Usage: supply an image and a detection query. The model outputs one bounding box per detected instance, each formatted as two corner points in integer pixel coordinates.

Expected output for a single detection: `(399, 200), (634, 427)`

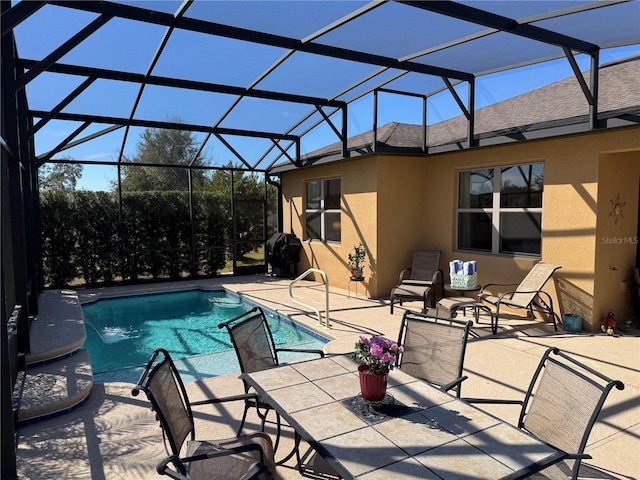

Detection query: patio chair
(132, 348), (276, 480)
(465, 347), (624, 480)
(478, 262), (561, 331)
(218, 307), (324, 454)
(395, 311), (473, 397)
(389, 250), (444, 313)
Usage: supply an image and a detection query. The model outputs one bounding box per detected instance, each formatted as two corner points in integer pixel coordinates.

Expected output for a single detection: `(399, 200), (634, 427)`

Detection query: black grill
(266, 233), (301, 277)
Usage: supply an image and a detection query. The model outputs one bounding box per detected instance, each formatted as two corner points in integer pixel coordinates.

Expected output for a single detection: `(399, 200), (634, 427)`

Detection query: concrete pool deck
(16, 275), (640, 479)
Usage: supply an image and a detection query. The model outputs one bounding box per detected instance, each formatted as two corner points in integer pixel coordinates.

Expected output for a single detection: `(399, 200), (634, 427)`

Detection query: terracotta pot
(358, 365), (388, 401)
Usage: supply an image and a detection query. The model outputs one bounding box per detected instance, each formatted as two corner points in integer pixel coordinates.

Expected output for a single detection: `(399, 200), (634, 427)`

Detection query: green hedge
(40, 190), (229, 288)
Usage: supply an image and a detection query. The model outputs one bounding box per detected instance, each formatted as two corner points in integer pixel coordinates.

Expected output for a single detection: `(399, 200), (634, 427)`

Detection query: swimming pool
(81, 289), (328, 384)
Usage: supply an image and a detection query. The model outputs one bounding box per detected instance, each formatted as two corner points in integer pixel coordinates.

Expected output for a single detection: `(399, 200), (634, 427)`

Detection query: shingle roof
(298, 55), (640, 163)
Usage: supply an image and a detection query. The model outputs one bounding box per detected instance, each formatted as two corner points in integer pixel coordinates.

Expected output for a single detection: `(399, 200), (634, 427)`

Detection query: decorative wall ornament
(608, 193), (625, 225)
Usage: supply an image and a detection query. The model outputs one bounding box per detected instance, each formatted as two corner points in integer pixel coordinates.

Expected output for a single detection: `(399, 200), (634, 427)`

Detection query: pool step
(26, 289), (87, 366)
(17, 348), (93, 426)
(15, 289), (93, 426)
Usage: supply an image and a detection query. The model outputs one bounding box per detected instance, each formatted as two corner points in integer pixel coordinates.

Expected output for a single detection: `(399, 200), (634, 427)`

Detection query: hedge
(40, 190), (230, 288)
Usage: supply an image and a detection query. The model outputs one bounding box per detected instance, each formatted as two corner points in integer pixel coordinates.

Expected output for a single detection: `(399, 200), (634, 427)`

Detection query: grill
(266, 233), (301, 277)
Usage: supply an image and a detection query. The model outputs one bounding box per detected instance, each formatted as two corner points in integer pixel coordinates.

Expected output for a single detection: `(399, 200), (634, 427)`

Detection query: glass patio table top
(242, 354), (566, 480)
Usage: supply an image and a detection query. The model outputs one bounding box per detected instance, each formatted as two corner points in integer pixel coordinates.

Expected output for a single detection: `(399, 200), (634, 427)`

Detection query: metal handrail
(288, 268), (330, 328)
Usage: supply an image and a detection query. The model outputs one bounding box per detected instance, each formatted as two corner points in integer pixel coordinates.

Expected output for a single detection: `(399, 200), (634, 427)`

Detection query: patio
(15, 276), (640, 479)
(3, 2), (640, 478)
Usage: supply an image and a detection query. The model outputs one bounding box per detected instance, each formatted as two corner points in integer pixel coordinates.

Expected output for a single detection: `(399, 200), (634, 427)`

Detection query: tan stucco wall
(594, 150), (640, 327)
(421, 128), (639, 330)
(281, 126), (640, 330)
(375, 156), (426, 296)
(282, 157), (379, 294)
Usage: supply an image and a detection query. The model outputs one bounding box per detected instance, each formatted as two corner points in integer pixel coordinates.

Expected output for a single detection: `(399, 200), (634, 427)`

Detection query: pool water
(81, 289), (328, 384)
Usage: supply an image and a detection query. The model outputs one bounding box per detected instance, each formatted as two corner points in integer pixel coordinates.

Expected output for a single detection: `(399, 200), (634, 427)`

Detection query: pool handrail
(288, 268), (330, 328)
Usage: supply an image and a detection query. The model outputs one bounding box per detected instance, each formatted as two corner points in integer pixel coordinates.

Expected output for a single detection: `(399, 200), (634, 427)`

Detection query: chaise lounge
(478, 262), (561, 331)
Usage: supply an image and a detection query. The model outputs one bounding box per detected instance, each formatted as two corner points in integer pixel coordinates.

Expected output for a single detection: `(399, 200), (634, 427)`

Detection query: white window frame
(456, 163), (543, 256)
(305, 178), (341, 243)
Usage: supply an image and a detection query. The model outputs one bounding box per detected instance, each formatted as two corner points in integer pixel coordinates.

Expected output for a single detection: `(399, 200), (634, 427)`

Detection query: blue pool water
(81, 289), (328, 384)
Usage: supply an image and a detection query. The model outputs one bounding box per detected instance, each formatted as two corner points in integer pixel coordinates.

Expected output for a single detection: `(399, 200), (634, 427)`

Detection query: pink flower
(352, 335), (402, 375)
(370, 343), (384, 357)
(380, 352), (395, 364)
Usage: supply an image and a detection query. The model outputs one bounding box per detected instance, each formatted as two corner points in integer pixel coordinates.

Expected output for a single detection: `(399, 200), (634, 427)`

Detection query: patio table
(242, 354), (567, 480)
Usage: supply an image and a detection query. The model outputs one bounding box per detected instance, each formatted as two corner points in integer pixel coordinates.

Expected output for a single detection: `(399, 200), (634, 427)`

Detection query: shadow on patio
(17, 276), (639, 479)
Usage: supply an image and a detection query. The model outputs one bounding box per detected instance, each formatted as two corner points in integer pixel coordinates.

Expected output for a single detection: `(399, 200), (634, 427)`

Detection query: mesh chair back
(396, 312), (471, 394)
(144, 352), (195, 456)
(520, 348), (624, 477)
(135, 349), (277, 480)
(409, 250), (441, 282)
(223, 308), (278, 374)
(510, 262), (560, 307)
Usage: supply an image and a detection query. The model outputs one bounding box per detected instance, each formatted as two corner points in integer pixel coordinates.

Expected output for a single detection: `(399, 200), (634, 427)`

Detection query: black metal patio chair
(389, 250), (444, 313)
(395, 310), (473, 397)
(218, 307), (324, 455)
(132, 348), (276, 480)
(465, 347), (625, 479)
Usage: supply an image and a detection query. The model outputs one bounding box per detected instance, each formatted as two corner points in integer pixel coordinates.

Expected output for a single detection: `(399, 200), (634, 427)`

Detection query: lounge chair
(478, 262), (561, 331)
(395, 311), (473, 397)
(389, 250), (444, 313)
(218, 307), (324, 458)
(465, 347), (624, 479)
(132, 348), (276, 480)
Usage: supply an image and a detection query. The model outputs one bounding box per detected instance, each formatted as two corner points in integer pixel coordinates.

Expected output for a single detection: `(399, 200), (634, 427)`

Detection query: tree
(205, 163), (272, 257)
(38, 161), (83, 191)
(120, 125), (207, 192)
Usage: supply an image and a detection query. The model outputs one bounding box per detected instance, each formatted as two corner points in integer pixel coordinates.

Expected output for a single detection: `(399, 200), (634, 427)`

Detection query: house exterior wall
(375, 156), (425, 296)
(281, 157), (378, 293)
(423, 127), (639, 330)
(281, 126), (640, 330)
(594, 150), (639, 328)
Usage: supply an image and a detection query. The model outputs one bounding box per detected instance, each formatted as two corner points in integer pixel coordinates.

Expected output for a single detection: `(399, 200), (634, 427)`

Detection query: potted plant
(352, 335), (403, 401)
(348, 243), (366, 279)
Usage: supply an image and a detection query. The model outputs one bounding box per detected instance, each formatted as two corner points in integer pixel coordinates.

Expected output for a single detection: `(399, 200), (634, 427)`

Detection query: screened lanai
(2, 1), (640, 477)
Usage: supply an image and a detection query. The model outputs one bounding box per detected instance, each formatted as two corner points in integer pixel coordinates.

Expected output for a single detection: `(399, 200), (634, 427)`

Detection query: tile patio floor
(16, 276), (640, 479)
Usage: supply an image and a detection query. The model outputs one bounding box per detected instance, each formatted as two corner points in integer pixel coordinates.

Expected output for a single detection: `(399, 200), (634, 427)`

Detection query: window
(306, 178), (341, 242)
(457, 163), (543, 255)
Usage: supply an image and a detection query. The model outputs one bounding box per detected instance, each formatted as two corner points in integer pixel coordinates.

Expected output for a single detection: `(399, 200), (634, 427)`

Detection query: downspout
(267, 174), (283, 233)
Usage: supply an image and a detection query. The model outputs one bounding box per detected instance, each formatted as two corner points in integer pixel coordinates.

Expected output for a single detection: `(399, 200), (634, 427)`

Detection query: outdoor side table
(444, 284), (481, 296)
(437, 297), (497, 334)
(347, 277), (366, 298)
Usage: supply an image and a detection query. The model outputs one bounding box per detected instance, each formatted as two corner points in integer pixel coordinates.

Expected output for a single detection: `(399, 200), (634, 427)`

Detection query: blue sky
(11, 2), (640, 191)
